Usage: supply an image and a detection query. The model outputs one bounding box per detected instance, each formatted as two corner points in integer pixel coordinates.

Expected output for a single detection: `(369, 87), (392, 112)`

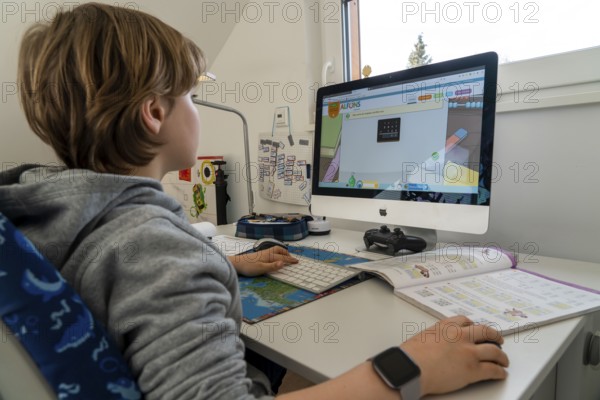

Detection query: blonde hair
(18, 2), (205, 174)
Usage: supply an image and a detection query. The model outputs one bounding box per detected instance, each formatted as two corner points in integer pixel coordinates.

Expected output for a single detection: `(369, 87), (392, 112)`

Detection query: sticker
(179, 168), (191, 182)
(303, 192), (311, 204)
(328, 101), (340, 118)
(199, 162), (216, 186)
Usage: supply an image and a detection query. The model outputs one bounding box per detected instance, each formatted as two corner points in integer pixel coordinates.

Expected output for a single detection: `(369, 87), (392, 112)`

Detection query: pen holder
(235, 213), (312, 241)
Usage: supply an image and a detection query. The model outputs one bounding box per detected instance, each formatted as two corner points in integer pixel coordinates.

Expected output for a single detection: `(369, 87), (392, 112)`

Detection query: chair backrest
(0, 318), (56, 399)
(0, 212), (142, 400)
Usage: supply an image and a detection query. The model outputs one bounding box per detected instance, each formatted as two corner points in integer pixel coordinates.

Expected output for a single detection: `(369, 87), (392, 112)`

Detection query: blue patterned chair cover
(0, 212), (142, 400)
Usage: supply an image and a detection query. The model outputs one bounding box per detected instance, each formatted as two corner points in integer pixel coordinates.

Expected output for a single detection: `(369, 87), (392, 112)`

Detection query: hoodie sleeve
(77, 215), (274, 400)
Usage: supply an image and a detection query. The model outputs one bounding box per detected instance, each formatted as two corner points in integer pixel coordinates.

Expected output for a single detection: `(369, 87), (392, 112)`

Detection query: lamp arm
(192, 96), (254, 215)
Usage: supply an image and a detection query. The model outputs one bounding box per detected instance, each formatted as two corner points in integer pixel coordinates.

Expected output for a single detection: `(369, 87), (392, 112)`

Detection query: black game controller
(363, 225), (427, 255)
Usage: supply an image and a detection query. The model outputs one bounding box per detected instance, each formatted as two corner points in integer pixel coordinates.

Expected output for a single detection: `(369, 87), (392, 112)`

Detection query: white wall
(194, 0), (325, 221)
(439, 101), (600, 263)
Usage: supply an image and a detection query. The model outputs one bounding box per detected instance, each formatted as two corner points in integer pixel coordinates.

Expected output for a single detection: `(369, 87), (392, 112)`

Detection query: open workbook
(353, 247), (600, 334)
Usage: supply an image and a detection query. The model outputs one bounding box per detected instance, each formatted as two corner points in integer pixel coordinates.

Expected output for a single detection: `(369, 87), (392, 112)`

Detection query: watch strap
(399, 373), (420, 400)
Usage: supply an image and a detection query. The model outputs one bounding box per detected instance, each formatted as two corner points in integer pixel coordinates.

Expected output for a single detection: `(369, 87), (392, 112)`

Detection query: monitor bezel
(310, 52), (498, 234)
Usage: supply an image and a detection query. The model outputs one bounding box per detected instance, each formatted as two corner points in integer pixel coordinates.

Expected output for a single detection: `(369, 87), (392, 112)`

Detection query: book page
(353, 246), (514, 289)
(396, 269), (600, 334)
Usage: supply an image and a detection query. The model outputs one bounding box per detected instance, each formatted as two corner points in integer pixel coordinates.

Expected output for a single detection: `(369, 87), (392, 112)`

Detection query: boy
(1, 3), (508, 399)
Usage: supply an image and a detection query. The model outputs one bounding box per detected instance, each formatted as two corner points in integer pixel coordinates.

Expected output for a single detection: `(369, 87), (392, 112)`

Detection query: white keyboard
(267, 255), (360, 294)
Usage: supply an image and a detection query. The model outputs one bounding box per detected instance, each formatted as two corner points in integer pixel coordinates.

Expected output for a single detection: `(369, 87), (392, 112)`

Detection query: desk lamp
(192, 73), (254, 215)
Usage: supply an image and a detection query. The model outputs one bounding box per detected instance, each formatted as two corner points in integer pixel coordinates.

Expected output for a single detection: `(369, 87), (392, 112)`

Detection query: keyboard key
(267, 255), (360, 293)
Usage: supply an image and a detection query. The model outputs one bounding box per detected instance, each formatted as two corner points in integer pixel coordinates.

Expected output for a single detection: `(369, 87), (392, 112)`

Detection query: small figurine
(362, 65), (372, 78)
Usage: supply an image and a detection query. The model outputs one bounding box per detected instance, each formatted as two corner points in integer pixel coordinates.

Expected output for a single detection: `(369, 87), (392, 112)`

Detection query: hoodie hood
(0, 164), (185, 268)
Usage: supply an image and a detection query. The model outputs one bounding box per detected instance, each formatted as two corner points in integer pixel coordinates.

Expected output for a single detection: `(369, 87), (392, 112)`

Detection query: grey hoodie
(0, 164), (272, 399)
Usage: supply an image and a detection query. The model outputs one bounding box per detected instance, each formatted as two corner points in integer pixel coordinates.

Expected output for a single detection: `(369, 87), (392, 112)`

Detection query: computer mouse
(253, 238), (288, 252)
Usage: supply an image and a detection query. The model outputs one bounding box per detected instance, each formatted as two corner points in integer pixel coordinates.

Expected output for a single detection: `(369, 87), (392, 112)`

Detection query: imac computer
(311, 52), (498, 249)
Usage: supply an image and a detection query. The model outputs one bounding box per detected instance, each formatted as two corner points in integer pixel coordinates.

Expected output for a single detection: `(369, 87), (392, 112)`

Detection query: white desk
(216, 225), (600, 399)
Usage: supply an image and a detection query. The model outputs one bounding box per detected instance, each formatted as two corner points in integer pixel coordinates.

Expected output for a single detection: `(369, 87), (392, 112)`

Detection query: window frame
(341, 0), (360, 81)
(335, 2), (600, 112)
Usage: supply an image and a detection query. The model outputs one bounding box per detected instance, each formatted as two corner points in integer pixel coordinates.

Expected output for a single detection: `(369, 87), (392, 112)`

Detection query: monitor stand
(355, 226), (437, 256)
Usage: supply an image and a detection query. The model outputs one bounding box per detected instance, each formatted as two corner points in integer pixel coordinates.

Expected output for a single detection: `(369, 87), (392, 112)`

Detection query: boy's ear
(140, 95), (166, 135)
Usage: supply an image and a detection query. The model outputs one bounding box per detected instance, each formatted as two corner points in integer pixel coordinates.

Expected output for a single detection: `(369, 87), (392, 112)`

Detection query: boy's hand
(400, 315), (509, 397)
(229, 247), (298, 277)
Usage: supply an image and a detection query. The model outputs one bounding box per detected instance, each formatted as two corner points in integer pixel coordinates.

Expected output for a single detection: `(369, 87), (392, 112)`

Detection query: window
(345, 0), (600, 78)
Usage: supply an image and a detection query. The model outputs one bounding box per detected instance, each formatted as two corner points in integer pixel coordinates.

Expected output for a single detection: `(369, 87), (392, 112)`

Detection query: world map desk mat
(239, 246), (371, 323)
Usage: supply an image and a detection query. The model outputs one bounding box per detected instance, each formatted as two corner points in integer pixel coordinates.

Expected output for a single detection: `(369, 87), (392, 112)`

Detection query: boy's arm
(279, 316), (508, 399)
(83, 217), (269, 400)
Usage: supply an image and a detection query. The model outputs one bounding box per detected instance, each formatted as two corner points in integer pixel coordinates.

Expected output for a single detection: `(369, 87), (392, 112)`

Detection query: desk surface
(216, 225), (600, 400)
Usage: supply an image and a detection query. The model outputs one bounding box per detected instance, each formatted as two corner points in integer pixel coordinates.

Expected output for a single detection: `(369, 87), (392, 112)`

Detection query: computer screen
(311, 52), (498, 235)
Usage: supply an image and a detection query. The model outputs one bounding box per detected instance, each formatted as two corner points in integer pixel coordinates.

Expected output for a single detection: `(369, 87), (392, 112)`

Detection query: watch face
(374, 347), (420, 388)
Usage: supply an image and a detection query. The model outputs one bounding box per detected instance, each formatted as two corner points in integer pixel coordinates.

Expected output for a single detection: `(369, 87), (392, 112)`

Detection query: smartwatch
(370, 347), (421, 400)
